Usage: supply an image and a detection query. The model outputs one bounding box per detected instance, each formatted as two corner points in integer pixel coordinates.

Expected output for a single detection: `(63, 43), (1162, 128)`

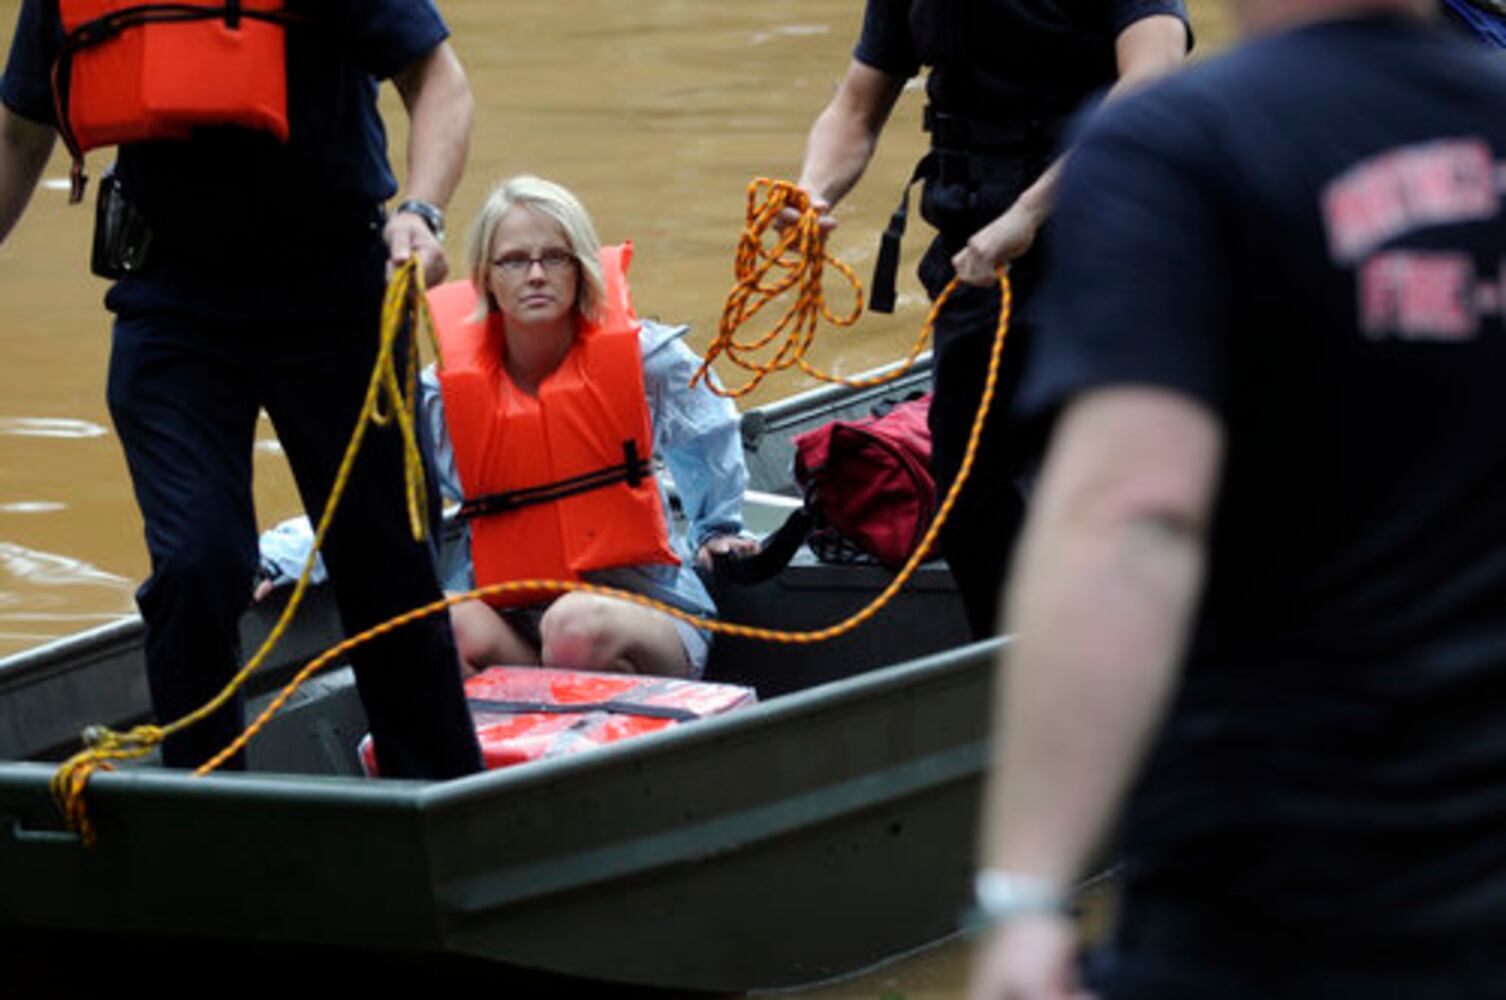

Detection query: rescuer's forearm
(394, 41), (472, 211)
(795, 59), (905, 209)
(980, 388), (1220, 886)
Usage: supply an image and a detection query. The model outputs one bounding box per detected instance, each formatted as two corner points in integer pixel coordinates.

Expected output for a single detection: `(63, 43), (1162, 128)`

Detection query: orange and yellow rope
(692, 178), (933, 399)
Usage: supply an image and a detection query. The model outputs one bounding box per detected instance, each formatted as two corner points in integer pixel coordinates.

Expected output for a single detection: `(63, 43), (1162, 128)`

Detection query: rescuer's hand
(774, 188), (837, 235)
(386, 211), (449, 288)
(953, 200), (1043, 287)
(968, 915), (1090, 1000)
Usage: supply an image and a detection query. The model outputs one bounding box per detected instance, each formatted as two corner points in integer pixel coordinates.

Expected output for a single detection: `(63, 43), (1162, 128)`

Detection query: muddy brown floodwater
(0, 1), (1234, 995)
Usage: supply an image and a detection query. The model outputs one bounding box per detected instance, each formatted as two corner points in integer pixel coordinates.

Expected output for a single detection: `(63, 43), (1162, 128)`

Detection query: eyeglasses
(491, 248), (576, 276)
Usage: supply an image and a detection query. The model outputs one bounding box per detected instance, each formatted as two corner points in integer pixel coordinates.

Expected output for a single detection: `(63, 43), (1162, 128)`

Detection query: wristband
(973, 870), (1068, 926)
(395, 198), (446, 241)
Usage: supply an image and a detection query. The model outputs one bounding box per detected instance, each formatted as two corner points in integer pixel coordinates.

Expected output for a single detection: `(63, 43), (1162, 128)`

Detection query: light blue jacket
(423, 319), (747, 622)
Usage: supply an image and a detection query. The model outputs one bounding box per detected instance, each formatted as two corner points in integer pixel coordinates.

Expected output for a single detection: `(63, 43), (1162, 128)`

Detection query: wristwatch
(972, 870), (1068, 926)
(395, 198), (446, 241)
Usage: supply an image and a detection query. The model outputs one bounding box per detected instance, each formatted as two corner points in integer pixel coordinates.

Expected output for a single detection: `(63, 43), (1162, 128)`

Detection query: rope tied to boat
(51, 259), (441, 847)
(691, 177), (931, 398)
(52, 216), (1007, 846)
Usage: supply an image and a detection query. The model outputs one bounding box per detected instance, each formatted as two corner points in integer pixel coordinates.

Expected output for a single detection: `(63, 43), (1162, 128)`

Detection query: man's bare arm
(952, 14), (1189, 285)
(791, 59), (906, 226)
(0, 106), (55, 245)
(968, 387), (1222, 999)
(386, 41), (473, 286)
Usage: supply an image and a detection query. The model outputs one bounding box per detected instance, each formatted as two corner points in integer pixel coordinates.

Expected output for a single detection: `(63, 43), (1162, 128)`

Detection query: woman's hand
(696, 534), (761, 571)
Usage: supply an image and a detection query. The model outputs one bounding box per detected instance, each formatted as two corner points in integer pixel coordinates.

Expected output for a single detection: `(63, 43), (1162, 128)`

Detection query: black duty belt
(923, 106), (1062, 152)
(456, 440), (653, 520)
(868, 106), (1063, 314)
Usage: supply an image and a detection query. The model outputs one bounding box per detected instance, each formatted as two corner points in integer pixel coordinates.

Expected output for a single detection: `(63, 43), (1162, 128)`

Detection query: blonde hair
(466, 175), (606, 323)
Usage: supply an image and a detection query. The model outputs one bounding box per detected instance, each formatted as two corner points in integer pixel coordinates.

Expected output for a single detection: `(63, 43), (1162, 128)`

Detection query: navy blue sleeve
(1, 0), (61, 125)
(1020, 84), (1231, 425)
(1110, 0), (1190, 34)
(334, 0), (449, 82)
(1110, 0), (1194, 53)
(854, 0), (920, 79)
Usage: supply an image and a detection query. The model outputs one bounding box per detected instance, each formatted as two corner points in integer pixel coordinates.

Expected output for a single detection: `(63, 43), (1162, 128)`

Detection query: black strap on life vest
(456, 440), (654, 521)
(467, 697), (701, 723)
(50, 2), (304, 203)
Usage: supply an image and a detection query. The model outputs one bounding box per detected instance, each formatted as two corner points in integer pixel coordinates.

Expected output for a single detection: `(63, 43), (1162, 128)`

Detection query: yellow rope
(52, 259), (440, 847)
(692, 177), (932, 399)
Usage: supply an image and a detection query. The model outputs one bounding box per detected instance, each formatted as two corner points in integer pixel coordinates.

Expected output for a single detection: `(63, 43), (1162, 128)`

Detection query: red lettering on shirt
(1324, 139), (1498, 264)
(1359, 252), (1477, 341)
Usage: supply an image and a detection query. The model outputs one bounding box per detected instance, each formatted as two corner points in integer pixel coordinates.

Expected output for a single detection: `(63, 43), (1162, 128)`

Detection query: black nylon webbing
(467, 698), (701, 723)
(457, 440), (652, 520)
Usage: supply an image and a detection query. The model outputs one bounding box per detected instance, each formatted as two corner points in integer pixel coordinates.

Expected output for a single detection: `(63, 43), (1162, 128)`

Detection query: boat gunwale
(0, 637), (1004, 810)
(0, 617), (143, 692)
(421, 634), (1005, 808)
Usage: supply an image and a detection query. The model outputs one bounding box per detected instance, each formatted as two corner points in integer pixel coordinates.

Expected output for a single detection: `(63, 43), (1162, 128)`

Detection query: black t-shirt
(854, 0), (1190, 121)
(1, 0), (447, 319)
(1024, 15), (1506, 934)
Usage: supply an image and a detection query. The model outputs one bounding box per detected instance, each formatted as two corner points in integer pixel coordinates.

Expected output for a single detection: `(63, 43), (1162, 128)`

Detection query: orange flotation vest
(52, 1), (294, 201)
(359, 666), (758, 775)
(430, 242), (680, 608)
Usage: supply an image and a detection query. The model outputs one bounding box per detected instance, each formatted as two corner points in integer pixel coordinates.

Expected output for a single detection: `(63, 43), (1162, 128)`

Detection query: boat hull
(0, 641), (996, 990)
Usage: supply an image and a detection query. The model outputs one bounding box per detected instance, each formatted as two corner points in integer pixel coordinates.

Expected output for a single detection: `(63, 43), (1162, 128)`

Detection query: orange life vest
(431, 242), (680, 608)
(359, 666), (758, 775)
(52, 1), (293, 201)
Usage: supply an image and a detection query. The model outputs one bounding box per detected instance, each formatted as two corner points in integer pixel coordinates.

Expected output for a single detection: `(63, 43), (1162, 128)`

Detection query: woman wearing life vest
(425, 176), (757, 678)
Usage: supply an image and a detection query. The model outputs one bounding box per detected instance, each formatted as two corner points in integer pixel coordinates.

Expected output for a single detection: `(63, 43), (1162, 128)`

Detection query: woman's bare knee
(449, 598), (539, 673)
(539, 594), (625, 671)
(540, 593), (690, 677)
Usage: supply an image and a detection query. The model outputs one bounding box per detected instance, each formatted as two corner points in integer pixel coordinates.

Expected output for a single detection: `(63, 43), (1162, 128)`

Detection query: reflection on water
(0, 415), (108, 438)
(0, 540), (133, 644)
(0, 501), (65, 513)
(0, 540), (129, 588)
(749, 24), (833, 45)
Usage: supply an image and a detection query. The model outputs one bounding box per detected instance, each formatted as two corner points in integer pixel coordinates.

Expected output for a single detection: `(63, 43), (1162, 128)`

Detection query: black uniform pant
(106, 305), (482, 778)
(918, 234), (1038, 639)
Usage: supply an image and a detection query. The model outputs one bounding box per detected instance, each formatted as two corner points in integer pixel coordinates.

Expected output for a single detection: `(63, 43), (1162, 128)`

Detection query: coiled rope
(692, 177), (933, 399)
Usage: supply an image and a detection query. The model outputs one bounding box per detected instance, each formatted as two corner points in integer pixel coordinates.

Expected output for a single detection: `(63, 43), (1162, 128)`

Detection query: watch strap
(395, 198), (446, 240)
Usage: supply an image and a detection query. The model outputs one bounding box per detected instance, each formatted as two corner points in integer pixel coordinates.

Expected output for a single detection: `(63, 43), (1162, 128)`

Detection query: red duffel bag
(793, 393), (936, 569)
